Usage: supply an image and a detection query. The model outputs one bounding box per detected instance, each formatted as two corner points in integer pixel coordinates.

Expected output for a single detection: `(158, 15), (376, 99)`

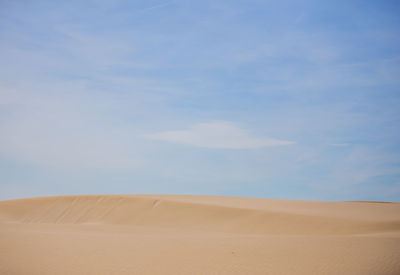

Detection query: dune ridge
(1, 195), (399, 235)
(1, 195), (400, 275)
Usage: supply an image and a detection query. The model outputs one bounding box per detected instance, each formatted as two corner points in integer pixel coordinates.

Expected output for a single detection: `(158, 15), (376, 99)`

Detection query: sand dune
(1, 195), (399, 274)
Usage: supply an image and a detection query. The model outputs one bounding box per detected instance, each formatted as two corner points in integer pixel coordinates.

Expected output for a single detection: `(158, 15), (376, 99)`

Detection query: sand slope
(0, 195), (399, 274)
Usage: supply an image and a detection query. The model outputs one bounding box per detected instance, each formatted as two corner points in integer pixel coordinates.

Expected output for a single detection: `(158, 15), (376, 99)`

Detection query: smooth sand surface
(0, 195), (399, 274)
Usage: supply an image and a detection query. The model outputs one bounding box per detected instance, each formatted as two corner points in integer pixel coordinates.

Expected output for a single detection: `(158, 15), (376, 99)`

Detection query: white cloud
(147, 121), (295, 149)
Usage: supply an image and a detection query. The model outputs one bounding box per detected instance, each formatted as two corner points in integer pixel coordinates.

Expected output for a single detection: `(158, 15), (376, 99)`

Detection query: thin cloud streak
(147, 121), (295, 149)
(140, 2), (174, 13)
(329, 143), (350, 147)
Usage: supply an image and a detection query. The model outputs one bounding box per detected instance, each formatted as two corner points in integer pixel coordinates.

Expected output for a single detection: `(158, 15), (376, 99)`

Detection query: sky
(0, 0), (399, 201)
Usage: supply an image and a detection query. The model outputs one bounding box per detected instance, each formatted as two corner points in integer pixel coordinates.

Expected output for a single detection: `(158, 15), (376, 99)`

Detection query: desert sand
(0, 194), (399, 274)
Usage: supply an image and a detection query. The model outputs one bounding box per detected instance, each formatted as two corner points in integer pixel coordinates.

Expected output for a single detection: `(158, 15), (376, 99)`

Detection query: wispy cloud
(147, 121), (295, 149)
(140, 2), (174, 13)
(329, 143), (350, 147)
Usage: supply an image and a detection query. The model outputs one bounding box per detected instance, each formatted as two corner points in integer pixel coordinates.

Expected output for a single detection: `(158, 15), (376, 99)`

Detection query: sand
(0, 195), (399, 274)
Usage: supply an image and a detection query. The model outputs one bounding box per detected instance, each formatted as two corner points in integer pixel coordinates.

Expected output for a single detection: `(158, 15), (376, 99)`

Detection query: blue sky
(1, 0), (399, 201)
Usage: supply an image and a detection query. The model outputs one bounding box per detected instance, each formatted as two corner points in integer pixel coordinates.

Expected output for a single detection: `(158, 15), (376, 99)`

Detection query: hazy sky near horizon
(1, 0), (399, 201)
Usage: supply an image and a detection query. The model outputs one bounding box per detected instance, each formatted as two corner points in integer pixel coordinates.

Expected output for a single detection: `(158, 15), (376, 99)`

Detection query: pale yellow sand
(0, 195), (399, 274)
